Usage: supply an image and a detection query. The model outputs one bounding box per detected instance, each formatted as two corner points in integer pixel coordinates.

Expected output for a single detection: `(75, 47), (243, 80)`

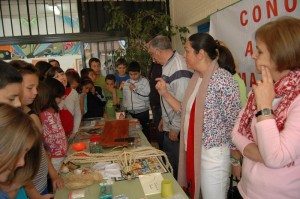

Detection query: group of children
(0, 60), (63, 199)
(65, 58), (152, 140)
(0, 56), (151, 198)
(66, 58), (124, 120)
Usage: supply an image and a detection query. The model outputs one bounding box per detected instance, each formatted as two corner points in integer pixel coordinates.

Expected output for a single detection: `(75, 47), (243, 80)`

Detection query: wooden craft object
(100, 119), (129, 147)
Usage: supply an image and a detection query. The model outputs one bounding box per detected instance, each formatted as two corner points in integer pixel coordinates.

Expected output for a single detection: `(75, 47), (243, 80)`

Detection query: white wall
(170, 0), (240, 53)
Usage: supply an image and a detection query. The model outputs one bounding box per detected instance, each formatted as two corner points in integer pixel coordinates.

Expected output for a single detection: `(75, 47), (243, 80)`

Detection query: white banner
(210, 0), (300, 92)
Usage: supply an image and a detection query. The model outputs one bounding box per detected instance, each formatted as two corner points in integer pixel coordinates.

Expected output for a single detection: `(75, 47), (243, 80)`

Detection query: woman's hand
(252, 66), (275, 110)
(243, 143), (264, 163)
(231, 164), (242, 180)
(231, 150), (242, 180)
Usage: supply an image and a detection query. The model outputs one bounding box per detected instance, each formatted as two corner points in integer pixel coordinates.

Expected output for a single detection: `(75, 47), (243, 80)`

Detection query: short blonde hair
(0, 103), (41, 185)
(255, 16), (300, 71)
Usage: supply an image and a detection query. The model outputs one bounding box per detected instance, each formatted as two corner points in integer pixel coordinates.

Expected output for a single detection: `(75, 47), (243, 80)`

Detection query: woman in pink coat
(231, 16), (300, 199)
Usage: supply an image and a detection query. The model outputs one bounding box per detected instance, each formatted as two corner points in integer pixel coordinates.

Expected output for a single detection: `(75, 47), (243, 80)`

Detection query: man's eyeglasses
(148, 48), (158, 57)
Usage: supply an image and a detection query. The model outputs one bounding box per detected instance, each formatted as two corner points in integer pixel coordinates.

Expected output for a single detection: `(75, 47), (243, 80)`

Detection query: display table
(54, 173), (187, 199)
(54, 119), (188, 199)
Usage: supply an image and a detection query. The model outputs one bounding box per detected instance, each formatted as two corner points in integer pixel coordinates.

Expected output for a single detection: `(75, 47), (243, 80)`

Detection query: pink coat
(232, 95), (300, 199)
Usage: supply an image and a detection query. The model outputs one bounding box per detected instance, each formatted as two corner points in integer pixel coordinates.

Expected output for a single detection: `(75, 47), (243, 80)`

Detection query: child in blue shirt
(115, 58), (129, 90)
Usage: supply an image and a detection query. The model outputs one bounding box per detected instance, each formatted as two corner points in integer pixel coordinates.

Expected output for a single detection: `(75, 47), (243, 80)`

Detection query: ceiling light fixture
(48, 4), (60, 15)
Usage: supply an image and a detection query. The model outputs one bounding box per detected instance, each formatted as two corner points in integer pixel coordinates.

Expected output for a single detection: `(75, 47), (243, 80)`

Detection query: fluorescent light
(48, 4), (60, 15)
(54, 5), (60, 15)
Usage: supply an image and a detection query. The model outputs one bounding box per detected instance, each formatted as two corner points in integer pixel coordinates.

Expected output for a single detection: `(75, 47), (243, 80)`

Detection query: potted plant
(105, 2), (189, 75)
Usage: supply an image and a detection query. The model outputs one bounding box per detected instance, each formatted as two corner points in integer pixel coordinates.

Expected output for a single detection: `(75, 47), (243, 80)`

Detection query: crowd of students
(1, 16), (300, 199)
(0, 54), (152, 198)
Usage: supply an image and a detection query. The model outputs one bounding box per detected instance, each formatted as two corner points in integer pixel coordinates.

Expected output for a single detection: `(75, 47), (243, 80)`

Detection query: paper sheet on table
(81, 120), (96, 129)
(139, 173), (163, 195)
(92, 162), (122, 179)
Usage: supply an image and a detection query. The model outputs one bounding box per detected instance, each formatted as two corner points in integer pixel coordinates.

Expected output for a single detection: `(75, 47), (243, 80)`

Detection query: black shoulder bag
(227, 175), (243, 199)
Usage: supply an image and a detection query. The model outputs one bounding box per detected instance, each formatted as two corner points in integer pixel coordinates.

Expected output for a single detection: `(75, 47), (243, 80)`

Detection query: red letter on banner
(240, 10), (248, 26)
(252, 5), (262, 23)
(285, 0), (297, 12)
(266, 0), (278, 18)
(238, 73), (247, 87)
(245, 41), (253, 57)
(250, 73), (257, 88)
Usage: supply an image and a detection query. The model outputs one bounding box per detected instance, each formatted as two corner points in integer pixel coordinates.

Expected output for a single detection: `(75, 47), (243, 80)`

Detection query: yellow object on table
(161, 179), (174, 198)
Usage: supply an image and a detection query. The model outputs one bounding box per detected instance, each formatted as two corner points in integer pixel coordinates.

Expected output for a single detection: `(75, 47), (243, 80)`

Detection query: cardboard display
(100, 120), (129, 147)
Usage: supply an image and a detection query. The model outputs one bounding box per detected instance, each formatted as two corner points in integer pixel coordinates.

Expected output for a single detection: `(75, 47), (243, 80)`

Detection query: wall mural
(0, 42), (81, 59)
(57, 16), (79, 28)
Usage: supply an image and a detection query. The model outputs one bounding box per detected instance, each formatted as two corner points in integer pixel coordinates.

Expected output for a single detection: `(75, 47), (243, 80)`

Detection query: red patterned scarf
(238, 70), (300, 141)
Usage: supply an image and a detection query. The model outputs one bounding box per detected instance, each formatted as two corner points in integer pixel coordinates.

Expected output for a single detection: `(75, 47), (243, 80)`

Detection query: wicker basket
(63, 172), (102, 190)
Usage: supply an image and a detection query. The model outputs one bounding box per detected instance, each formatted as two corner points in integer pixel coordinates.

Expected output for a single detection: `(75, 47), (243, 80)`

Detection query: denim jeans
(130, 110), (150, 141)
(163, 132), (179, 179)
(200, 144), (231, 199)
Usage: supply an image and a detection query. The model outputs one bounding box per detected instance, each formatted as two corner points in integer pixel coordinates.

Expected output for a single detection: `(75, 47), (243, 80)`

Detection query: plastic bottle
(89, 135), (102, 153)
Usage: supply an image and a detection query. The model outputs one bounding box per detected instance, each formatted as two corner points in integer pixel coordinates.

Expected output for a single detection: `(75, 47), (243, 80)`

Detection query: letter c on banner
(240, 10), (248, 26)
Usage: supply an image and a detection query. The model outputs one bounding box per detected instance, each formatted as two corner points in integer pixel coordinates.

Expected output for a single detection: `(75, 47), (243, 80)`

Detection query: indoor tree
(105, 1), (189, 75)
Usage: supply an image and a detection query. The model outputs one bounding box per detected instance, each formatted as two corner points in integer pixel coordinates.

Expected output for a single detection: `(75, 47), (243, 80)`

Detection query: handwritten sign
(139, 173), (164, 195)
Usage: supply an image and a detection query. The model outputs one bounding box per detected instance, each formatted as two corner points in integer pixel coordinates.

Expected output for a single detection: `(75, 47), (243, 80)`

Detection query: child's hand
(129, 83), (135, 91)
(52, 175), (64, 191)
(103, 113), (108, 119)
(82, 86), (89, 95)
(90, 86), (96, 95)
(68, 133), (76, 141)
(120, 81), (125, 90)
